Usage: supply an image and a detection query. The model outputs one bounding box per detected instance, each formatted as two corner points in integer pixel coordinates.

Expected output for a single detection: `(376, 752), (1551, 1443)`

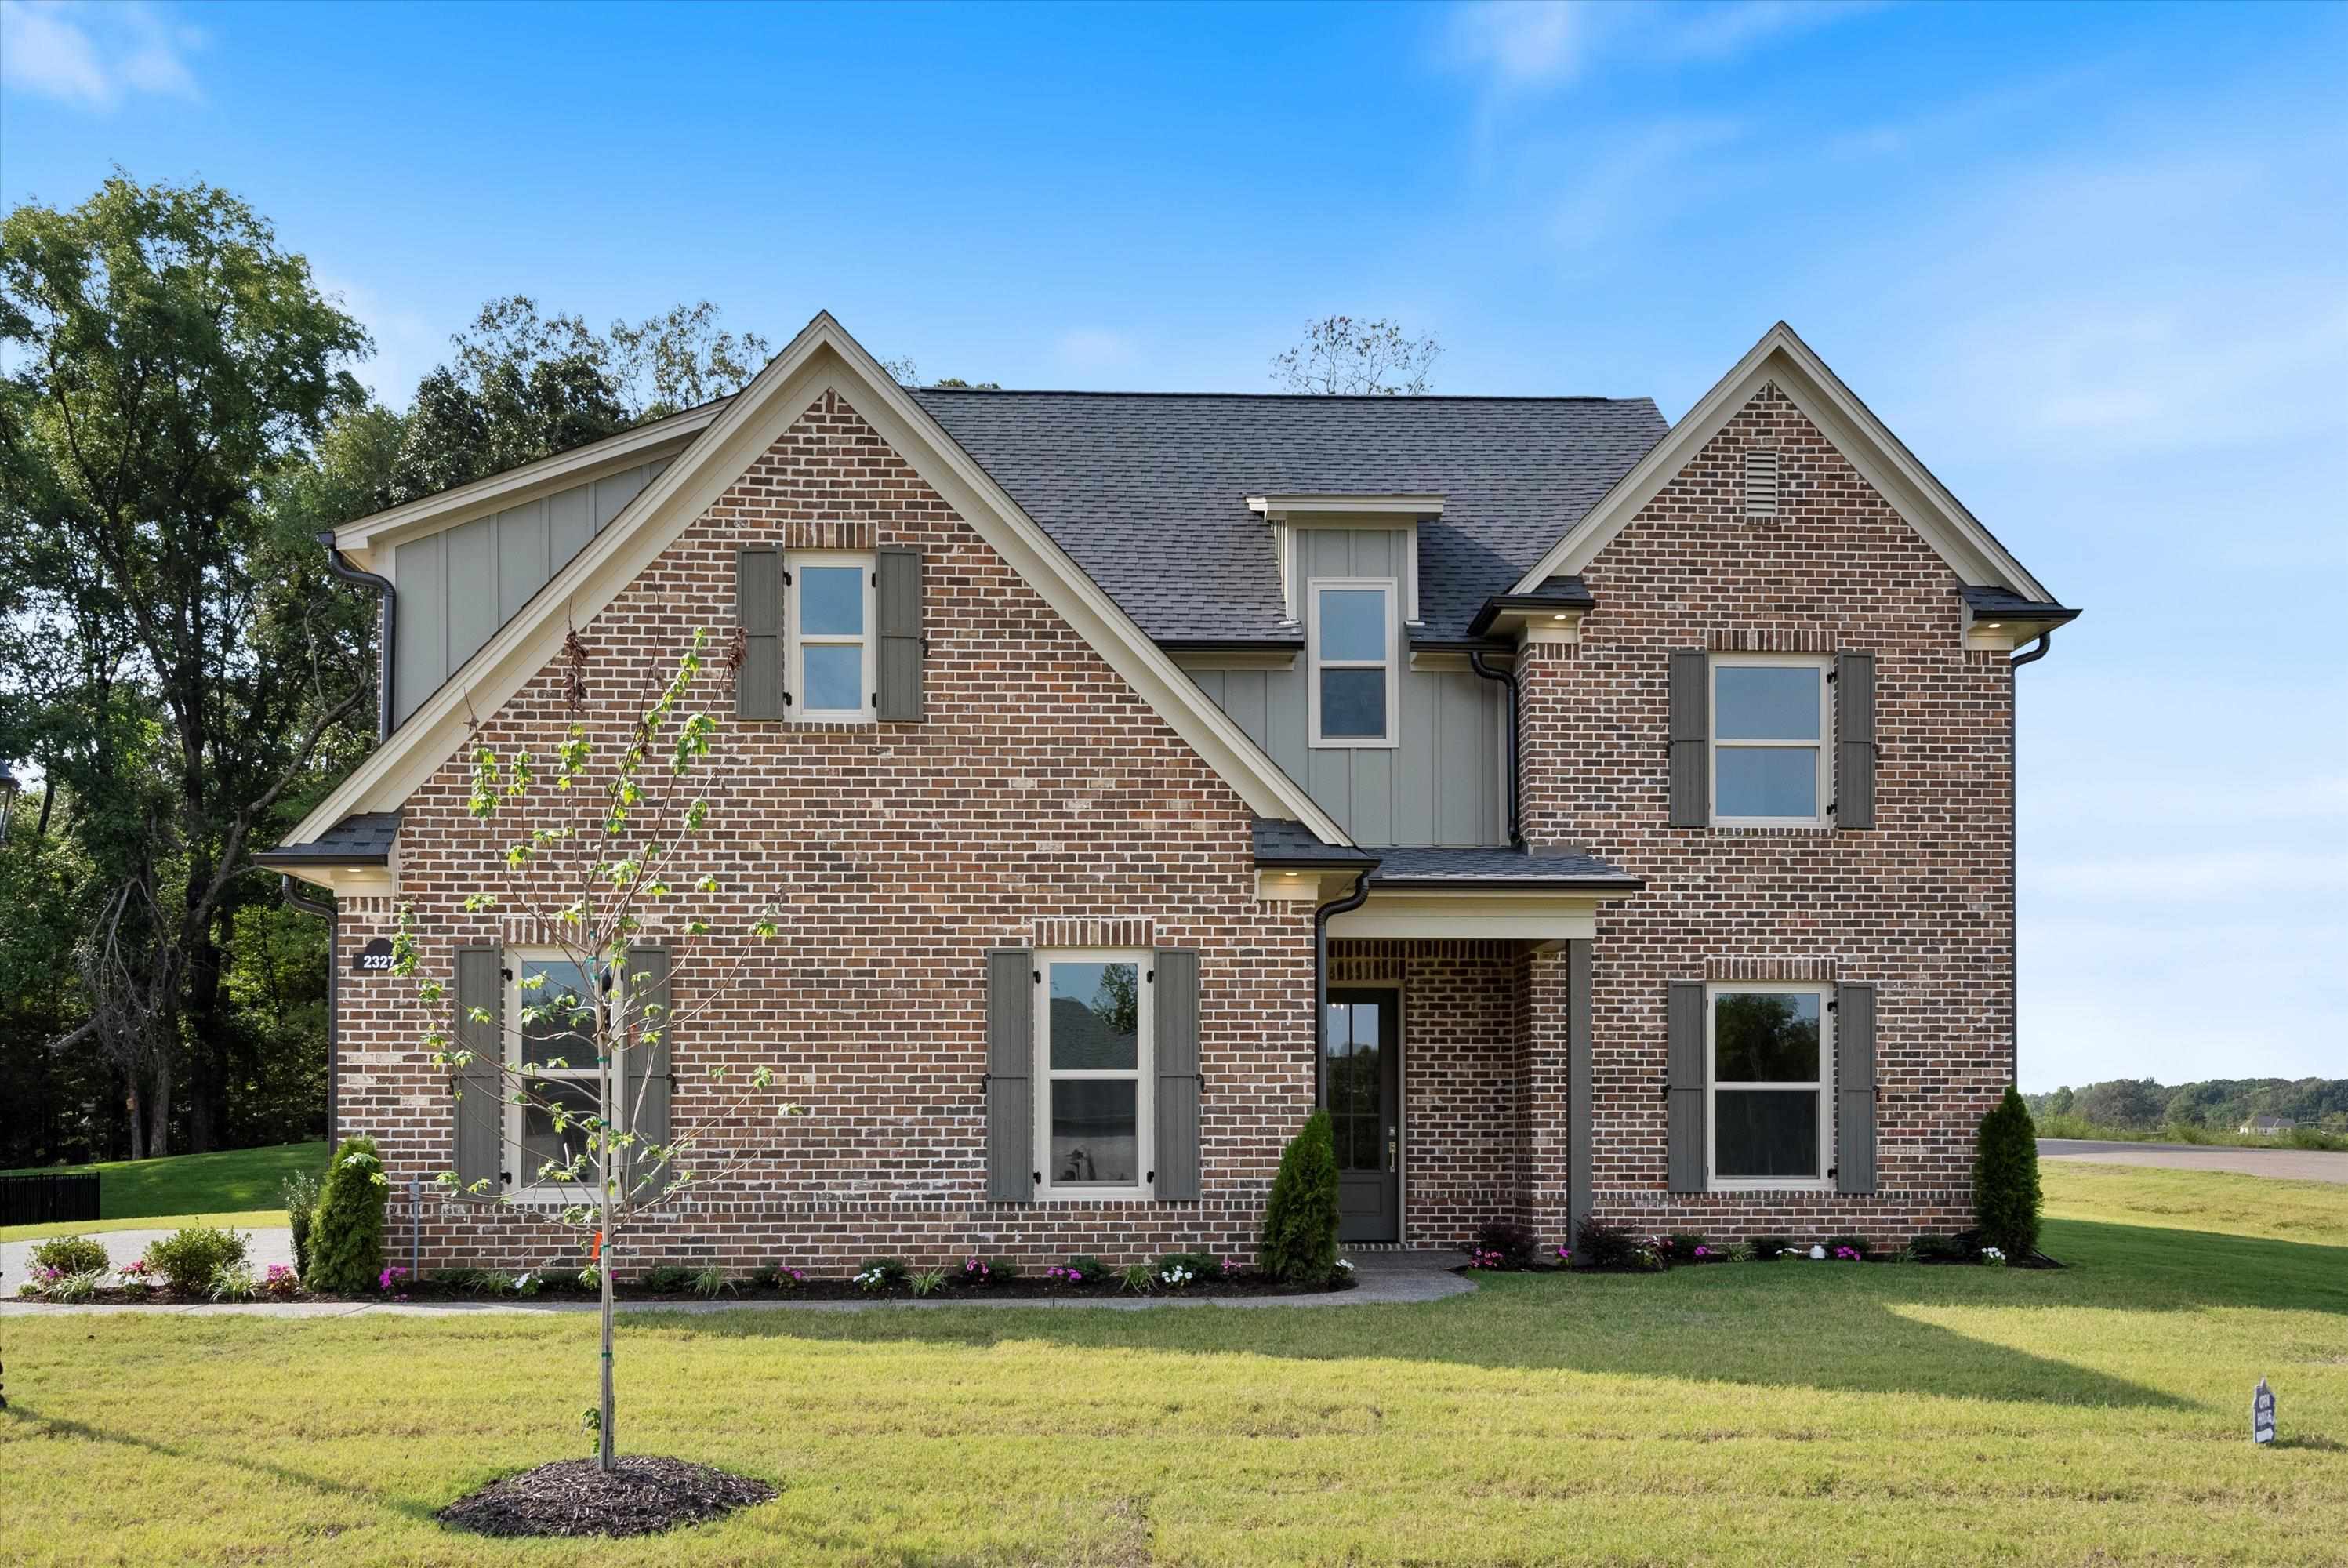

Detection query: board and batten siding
(390, 459), (669, 725)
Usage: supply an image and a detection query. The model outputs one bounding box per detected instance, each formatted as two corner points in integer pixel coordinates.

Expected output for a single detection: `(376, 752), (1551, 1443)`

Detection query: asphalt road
(2038, 1138), (2348, 1184)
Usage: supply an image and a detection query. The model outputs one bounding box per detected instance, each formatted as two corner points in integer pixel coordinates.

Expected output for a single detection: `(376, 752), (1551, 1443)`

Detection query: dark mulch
(32, 1272), (1358, 1308)
(437, 1455), (777, 1538)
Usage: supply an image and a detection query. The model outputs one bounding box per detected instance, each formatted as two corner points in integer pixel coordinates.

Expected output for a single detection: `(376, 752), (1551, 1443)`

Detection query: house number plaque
(351, 937), (396, 976)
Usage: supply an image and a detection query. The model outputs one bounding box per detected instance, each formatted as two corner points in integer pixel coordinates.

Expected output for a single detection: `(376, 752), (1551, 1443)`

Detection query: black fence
(0, 1173), (102, 1227)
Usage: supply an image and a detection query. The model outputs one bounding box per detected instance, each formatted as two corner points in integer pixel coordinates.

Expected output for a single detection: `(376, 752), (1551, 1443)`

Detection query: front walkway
(1, 1247), (1471, 1318)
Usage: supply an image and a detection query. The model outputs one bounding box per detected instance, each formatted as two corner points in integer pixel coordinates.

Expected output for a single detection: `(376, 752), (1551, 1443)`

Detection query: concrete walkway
(1, 1246), (1472, 1318)
(2038, 1138), (2348, 1184)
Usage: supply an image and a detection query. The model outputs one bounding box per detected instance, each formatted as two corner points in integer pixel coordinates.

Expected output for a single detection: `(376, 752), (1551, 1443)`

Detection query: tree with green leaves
(1260, 1109), (1341, 1283)
(397, 629), (800, 1471)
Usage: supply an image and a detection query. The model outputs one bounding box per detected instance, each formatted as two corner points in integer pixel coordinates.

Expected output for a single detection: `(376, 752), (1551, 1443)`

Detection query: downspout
(2006, 630), (2055, 1088)
(279, 877), (339, 1148)
(318, 532), (395, 742)
(1468, 650), (1520, 845)
(1311, 864), (1378, 1109)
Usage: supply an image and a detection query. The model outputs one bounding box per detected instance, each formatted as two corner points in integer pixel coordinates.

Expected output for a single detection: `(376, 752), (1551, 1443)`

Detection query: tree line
(2027, 1076), (2348, 1134)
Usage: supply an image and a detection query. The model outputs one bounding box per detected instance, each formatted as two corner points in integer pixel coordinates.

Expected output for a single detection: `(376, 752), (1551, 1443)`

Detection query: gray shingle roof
(254, 811), (401, 866)
(1253, 818), (1380, 868)
(1369, 845), (1642, 890)
(916, 390), (1667, 644)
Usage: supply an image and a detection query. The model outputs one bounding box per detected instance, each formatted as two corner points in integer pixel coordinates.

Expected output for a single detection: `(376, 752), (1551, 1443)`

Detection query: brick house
(263, 315), (2078, 1270)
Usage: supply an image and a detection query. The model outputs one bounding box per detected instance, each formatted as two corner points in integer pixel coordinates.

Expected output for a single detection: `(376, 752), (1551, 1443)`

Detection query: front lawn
(2, 1163), (2340, 1566)
(0, 1140), (322, 1236)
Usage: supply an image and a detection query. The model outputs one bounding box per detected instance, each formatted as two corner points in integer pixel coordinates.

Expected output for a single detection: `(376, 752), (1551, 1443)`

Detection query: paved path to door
(2038, 1138), (2348, 1184)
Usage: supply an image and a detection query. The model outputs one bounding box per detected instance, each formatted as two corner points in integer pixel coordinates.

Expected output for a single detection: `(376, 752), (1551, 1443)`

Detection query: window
(1707, 982), (1831, 1187)
(789, 552), (874, 721)
(1034, 951), (1152, 1200)
(507, 952), (619, 1195)
(1308, 579), (1395, 746)
(1711, 655), (1831, 825)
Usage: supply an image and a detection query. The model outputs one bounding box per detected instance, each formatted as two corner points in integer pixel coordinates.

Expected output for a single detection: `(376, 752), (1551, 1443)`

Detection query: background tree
(1271, 314), (1441, 395)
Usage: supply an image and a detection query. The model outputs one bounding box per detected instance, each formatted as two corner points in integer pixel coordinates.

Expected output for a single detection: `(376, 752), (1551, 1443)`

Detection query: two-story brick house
(263, 314), (2077, 1269)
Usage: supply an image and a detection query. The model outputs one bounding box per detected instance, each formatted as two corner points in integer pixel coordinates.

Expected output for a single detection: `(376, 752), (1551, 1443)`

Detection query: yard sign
(2253, 1378), (2275, 1446)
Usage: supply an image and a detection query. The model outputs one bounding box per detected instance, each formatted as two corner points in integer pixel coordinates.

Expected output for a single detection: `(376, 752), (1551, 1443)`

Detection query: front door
(1326, 989), (1399, 1243)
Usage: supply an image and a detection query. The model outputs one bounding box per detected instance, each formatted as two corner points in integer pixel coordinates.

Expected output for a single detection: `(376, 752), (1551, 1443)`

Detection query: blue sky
(5, 0), (2343, 1090)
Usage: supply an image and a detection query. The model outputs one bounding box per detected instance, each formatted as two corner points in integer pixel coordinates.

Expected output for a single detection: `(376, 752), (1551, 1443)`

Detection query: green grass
(0, 1209), (283, 1243)
(0, 1140), (323, 1231)
(2, 1162), (2342, 1566)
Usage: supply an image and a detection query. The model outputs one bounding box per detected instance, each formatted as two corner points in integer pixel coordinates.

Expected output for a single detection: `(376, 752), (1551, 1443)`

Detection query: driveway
(2038, 1138), (2348, 1184)
(2, 1225), (295, 1288)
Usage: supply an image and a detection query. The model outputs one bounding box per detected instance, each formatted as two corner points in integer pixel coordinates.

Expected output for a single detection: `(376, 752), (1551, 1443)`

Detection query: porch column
(1520, 946), (1574, 1243)
(1566, 937), (1594, 1249)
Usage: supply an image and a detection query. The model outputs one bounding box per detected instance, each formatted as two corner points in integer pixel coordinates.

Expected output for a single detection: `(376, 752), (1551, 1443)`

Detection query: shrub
(426, 1266), (492, 1293)
(1907, 1232), (1963, 1263)
(209, 1263), (262, 1303)
(1157, 1250), (1216, 1279)
(147, 1226), (249, 1295)
(1474, 1220), (1540, 1269)
(1260, 1109), (1341, 1285)
(283, 1167), (323, 1278)
(909, 1267), (949, 1297)
(1973, 1086), (2043, 1259)
(1664, 1232), (1709, 1259)
(691, 1265), (733, 1299)
(2287, 1125), (2348, 1152)
(1066, 1254), (1108, 1282)
(1118, 1261), (1156, 1293)
(1573, 1218), (1639, 1269)
(1825, 1233), (1873, 1261)
(1748, 1234), (1796, 1261)
(983, 1256), (1022, 1283)
(860, 1257), (909, 1287)
(306, 1136), (388, 1294)
(640, 1265), (699, 1294)
(263, 1264), (301, 1299)
(29, 1236), (109, 1276)
(31, 1268), (107, 1303)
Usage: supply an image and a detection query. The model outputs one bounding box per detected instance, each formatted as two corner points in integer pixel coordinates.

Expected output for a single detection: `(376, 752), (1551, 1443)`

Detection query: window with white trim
(1711, 655), (1831, 825)
(1034, 951), (1152, 1200)
(789, 552), (875, 721)
(1308, 579), (1395, 746)
(507, 952), (619, 1195)
(1707, 982), (1831, 1188)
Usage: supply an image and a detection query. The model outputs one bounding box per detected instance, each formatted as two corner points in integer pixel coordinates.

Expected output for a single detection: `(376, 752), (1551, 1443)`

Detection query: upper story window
(1708, 982), (1831, 1189)
(1711, 655), (1830, 826)
(790, 553), (875, 722)
(1308, 579), (1397, 748)
(1035, 951), (1152, 1200)
(508, 952), (615, 1196)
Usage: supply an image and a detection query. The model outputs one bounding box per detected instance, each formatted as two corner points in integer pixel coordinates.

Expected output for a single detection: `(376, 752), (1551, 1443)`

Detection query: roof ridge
(912, 388), (1657, 405)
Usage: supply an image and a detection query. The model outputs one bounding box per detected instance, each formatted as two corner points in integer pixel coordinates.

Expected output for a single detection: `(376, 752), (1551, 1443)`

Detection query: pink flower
(1694, 1247), (1710, 1258)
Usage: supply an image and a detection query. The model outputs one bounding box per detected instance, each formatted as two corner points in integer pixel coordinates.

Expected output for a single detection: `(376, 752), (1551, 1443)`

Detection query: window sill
(1034, 1186), (1156, 1204)
(1705, 822), (1837, 837)
(1706, 1179), (1834, 1194)
(1309, 736), (1399, 751)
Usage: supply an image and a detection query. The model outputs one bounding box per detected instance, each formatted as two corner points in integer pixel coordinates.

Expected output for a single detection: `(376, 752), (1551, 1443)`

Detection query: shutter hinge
(1034, 971), (1043, 983)
(1827, 800), (1838, 815)
(1146, 1170), (1155, 1184)
(1828, 1164), (1838, 1177)
(1827, 668), (1838, 683)
(780, 568), (793, 586)
(500, 967), (512, 981)
(1827, 999), (1838, 1011)
(1032, 1171), (1042, 1185)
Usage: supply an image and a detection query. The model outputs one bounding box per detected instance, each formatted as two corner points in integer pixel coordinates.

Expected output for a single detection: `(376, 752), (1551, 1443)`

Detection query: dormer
(1246, 493), (1441, 631)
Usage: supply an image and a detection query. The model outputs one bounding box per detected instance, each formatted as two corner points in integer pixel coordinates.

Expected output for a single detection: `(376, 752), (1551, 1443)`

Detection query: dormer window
(1308, 579), (1397, 746)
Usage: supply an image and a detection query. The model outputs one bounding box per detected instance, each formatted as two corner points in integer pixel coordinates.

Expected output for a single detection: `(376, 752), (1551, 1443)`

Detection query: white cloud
(1445, 0), (1873, 95)
(0, 1), (202, 111)
(1051, 328), (1138, 374)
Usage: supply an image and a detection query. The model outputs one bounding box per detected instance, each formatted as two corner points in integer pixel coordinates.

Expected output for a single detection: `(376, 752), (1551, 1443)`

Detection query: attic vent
(1743, 448), (1780, 518)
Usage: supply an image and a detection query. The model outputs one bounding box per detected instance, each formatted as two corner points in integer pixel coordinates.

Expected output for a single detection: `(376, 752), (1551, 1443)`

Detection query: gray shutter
(454, 945), (504, 1197)
(736, 546), (785, 720)
(876, 548), (924, 721)
(1666, 981), (1707, 1192)
(1152, 949), (1201, 1201)
(1836, 982), (1878, 1194)
(1835, 651), (1877, 830)
(623, 946), (672, 1200)
(985, 948), (1035, 1203)
(1668, 649), (1707, 827)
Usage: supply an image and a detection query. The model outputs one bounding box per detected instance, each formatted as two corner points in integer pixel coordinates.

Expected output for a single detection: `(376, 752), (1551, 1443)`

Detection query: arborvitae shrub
(1973, 1086), (2043, 1258)
(283, 1167), (322, 1277)
(1260, 1110), (1341, 1284)
(307, 1136), (387, 1294)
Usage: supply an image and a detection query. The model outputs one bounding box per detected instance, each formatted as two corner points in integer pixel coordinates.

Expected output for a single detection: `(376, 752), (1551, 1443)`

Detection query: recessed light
(1551, 613), (1567, 621)
(1983, 622), (2002, 629)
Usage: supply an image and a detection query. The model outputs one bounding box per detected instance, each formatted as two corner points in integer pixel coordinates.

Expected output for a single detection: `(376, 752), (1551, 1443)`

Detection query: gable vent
(1743, 448), (1780, 518)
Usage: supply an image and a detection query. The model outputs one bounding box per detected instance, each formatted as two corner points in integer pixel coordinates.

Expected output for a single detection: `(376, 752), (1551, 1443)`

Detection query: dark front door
(1326, 989), (1399, 1243)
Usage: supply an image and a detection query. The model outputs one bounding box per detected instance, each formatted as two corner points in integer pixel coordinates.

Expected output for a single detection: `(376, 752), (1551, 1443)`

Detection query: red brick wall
(335, 389), (1319, 1276)
(1519, 383), (2013, 1250)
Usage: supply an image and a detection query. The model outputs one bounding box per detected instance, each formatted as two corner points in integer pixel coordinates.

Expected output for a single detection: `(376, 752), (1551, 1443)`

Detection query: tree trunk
(599, 1040), (617, 1470)
(183, 871), (225, 1152)
(147, 1052), (172, 1158)
(125, 1081), (147, 1163)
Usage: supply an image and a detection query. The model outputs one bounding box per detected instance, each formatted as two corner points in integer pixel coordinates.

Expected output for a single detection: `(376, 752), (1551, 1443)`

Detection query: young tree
(1271, 314), (1442, 395)
(397, 628), (799, 1472)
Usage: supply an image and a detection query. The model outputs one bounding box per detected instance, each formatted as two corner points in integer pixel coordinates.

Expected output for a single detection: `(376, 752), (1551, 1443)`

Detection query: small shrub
(1260, 1109), (1341, 1285)
(1066, 1254), (1108, 1281)
(1045, 1263), (1087, 1287)
(2287, 1125), (2348, 1152)
(1748, 1234), (1797, 1261)
(425, 1266), (495, 1292)
(1825, 1233), (1873, 1261)
(1573, 1218), (1639, 1269)
(210, 1263), (262, 1303)
(262, 1264), (301, 1299)
(1118, 1261), (1156, 1294)
(283, 1167), (322, 1277)
(859, 1257), (908, 1288)
(29, 1236), (109, 1276)
(508, 1270), (541, 1297)
(1973, 1086), (2043, 1260)
(640, 1265), (699, 1294)
(1466, 1248), (1505, 1270)
(117, 1258), (157, 1294)
(1157, 1250), (1216, 1279)
(691, 1265), (733, 1299)
(749, 1262), (806, 1290)
(1907, 1232), (1958, 1262)
(1473, 1220), (1540, 1269)
(909, 1267), (949, 1297)
(307, 1136), (388, 1294)
(42, 1268), (108, 1303)
(378, 1265), (412, 1294)
(1664, 1232), (1709, 1258)
(983, 1256), (1022, 1283)
(147, 1226), (249, 1295)
(851, 1264), (892, 1292)
(1158, 1260), (1200, 1290)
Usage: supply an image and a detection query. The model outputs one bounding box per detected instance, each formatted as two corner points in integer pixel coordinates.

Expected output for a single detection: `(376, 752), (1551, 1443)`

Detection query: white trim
(1704, 979), (1833, 1192)
(1307, 578), (1399, 749)
(1708, 653), (1832, 829)
(280, 313), (1354, 851)
(1247, 494), (1443, 517)
(1174, 648), (1298, 673)
(1404, 521), (1421, 625)
(787, 550), (876, 723)
(1032, 949), (1153, 1203)
(1508, 322), (2054, 604)
(1326, 891), (1616, 941)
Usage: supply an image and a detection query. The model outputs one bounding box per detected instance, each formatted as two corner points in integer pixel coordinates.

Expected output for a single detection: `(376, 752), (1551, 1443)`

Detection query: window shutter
(1836, 982), (1878, 1194)
(735, 546), (786, 720)
(876, 548), (924, 721)
(985, 948), (1034, 1203)
(622, 946), (672, 1201)
(454, 945), (504, 1197)
(1835, 651), (1876, 829)
(1666, 981), (1707, 1193)
(1152, 948), (1202, 1201)
(1668, 650), (1708, 828)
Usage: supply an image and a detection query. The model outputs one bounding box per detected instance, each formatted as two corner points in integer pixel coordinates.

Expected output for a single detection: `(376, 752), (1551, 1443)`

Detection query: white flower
(1809, 1245), (1826, 1260)
(1335, 1258), (1355, 1272)
(1983, 1247), (2005, 1261)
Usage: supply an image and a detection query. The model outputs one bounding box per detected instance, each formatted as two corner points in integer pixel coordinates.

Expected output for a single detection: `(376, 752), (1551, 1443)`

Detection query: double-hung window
(1711, 655), (1831, 825)
(1309, 579), (1395, 746)
(508, 953), (617, 1196)
(1707, 982), (1831, 1188)
(1034, 951), (1152, 1200)
(789, 552), (875, 722)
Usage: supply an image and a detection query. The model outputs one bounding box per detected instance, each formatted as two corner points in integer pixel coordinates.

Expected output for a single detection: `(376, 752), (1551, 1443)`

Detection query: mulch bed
(437, 1455), (776, 1538)
(24, 1271), (1357, 1307)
